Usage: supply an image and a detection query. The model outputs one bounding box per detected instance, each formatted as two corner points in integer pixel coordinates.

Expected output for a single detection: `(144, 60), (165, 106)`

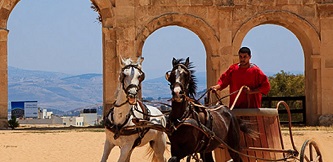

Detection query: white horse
(101, 56), (167, 162)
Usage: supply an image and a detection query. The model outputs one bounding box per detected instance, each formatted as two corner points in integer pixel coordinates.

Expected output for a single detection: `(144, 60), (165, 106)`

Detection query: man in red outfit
(211, 47), (270, 108)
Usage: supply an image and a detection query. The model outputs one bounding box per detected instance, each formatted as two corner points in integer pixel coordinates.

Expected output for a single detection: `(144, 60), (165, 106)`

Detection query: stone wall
(1, 0), (333, 126)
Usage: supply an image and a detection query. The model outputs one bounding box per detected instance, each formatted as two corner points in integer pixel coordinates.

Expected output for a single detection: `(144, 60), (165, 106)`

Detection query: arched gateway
(1, 0), (333, 127)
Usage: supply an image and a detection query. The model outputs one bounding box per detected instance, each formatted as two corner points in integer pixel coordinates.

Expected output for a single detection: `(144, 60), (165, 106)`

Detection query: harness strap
(132, 128), (150, 149)
(104, 101), (153, 141)
(171, 107), (216, 153)
(104, 107), (133, 139)
(137, 100), (150, 121)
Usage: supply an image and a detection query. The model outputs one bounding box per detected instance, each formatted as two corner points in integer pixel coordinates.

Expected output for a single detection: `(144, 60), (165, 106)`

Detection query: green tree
(8, 116), (19, 129)
(267, 70), (305, 97)
(264, 70), (305, 122)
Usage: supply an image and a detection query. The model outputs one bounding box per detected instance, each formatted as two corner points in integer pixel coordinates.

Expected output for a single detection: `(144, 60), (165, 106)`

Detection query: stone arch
(90, 0), (114, 28)
(233, 10), (321, 125)
(1, 0), (333, 128)
(134, 13), (220, 95)
(0, 0), (20, 29)
(135, 13), (219, 58)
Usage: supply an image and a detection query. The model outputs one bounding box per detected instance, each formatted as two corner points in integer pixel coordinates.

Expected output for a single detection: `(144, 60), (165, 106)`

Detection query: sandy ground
(0, 126), (332, 162)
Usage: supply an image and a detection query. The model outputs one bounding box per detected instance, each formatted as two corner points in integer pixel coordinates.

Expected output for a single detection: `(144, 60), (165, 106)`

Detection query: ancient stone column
(0, 28), (8, 128)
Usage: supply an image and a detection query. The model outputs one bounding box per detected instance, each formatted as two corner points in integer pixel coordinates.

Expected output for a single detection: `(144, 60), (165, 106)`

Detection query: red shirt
(217, 63), (270, 108)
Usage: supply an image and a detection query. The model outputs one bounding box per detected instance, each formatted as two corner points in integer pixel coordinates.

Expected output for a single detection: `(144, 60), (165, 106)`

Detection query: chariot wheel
(300, 139), (322, 162)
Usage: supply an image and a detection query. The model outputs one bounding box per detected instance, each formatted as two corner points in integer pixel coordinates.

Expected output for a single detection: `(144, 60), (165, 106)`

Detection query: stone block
(276, 0), (288, 5)
(190, 0), (204, 6)
(288, 0), (303, 4)
(138, 0), (151, 6)
(188, 7), (207, 18)
(92, 0), (112, 9)
(116, 0), (135, 6)
(100, 8), (113, 18)
(325, 59), (333, 68)
(177, 0), (191, 6)
(233, 0), (247, 5)
(155, 0), (177, 6)
(203, 0), (213, 6)
(0, 119), (9, 129)
(0, 8), (10, 19)
(0, 29), (8, 41)
(319, 114), (333, 126)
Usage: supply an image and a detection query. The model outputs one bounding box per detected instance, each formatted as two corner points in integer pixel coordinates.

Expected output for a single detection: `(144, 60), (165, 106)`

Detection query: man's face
(238, 52), (251, 67)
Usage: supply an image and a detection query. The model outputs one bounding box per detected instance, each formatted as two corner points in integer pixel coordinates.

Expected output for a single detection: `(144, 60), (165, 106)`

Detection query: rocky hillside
(8, 66), (207, 112)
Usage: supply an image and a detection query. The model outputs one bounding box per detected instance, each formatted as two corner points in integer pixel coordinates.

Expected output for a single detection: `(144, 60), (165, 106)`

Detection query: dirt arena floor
(0, 126), (332, 162)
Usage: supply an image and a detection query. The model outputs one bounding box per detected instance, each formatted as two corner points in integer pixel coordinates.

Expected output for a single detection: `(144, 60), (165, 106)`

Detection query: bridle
(165, 63), (191, 99)
(120, 64), (145, 102)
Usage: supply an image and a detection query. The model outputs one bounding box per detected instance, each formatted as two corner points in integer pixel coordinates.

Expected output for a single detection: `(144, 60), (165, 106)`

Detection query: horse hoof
(168, 157), (177, 162)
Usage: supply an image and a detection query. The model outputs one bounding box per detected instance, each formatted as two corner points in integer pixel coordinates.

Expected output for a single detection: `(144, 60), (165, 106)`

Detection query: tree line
(266, 70), (305, 97)
(263, 70), (305, 123)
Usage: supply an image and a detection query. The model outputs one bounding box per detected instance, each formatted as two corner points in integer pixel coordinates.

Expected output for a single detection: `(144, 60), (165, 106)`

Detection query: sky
(8, 0), (304, 79)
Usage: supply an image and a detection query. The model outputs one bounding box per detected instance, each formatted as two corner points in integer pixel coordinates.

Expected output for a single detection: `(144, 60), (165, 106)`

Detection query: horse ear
(172, 58), (177, 67)
(120, 55), (126, 67)
(165, 71), (170, 81)
(137, 56), (144, 66)
(185, 57), (190, 67)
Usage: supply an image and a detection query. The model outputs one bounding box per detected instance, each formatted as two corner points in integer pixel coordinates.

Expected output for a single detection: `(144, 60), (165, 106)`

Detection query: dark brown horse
(165, 57), (258, 162)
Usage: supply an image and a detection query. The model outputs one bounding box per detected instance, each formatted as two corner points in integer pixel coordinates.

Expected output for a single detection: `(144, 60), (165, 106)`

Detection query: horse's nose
(128, 93), (136, 98)
(127, 86), (138, 94)
(172, 90), (183, 97)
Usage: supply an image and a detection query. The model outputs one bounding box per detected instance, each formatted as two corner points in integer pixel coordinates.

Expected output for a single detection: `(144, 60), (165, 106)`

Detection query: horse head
(165, 57), (197, 102)
(119, 56), (145, 105)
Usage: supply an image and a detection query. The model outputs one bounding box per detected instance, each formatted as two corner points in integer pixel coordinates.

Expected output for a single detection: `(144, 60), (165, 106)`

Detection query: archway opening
(141, 26), (206, 100)
(242, 24), (305, 122)
(7, 0), (102, 118)
(242, 24), (304, 76)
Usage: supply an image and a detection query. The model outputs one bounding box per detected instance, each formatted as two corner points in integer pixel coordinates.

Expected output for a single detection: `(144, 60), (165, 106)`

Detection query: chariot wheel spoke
(300, 139), (322, 162)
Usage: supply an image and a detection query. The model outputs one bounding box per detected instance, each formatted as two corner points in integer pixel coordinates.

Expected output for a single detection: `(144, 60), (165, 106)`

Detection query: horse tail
(237, 118), (260, 140)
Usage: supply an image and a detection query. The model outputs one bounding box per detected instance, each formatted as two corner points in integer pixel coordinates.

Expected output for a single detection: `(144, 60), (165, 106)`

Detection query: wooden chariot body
(214, 107), (286, 162)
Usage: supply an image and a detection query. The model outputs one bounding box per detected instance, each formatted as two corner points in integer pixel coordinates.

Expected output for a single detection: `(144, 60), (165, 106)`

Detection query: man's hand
(244, 86), (259, 94)
(211, 84), (221, 92)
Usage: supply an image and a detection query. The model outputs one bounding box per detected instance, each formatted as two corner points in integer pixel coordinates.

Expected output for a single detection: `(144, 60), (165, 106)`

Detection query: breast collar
(104, 100), (151, 139)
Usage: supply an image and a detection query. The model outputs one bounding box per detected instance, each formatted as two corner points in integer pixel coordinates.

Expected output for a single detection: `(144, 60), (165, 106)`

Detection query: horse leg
(228, 148), (242, 162)
(168, 141), (195, 162)
(124, 149), (134, 162)
(101, 139), (115, 162)
(118, 145), (133, 162)
(150, 133), (167, 162)
(200, 152), (214, 162)
(168, 156), (180, 162)
(227, 120), (243, 162)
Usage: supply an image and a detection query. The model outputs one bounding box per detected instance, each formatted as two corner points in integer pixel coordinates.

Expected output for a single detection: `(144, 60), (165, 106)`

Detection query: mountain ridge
(8, 66), (206, 112)
(7, 66), (301, 113)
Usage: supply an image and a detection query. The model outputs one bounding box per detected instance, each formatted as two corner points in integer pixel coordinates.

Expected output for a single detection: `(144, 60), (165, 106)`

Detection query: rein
(171, 95), (295, 161)
(133, 100), (165, 118)
(197, 86), (251, 110)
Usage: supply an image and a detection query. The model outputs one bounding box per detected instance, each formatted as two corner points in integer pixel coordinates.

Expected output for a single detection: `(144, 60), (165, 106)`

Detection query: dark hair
(238, 47), (251, 56)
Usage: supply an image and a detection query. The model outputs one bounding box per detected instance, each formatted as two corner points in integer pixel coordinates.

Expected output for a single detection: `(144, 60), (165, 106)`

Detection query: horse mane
(173, 58), (197, 98)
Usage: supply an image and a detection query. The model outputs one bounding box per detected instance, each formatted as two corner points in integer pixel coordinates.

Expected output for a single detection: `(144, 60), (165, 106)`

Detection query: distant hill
(141, 71), (207, 99)
(8, 66), (301, 113)
(8, 66), (102, 112)
(8, 66), (206, 113)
